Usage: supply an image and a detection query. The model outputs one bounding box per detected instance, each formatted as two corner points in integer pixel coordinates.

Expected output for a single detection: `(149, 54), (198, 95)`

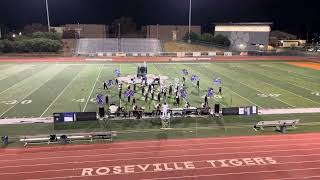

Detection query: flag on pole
(124, 89), (135, 97)
(181, 69), (189, 76)
(208, 88), (214, 97)
(213, 78), (222, 85)
(114, 69), (121, 77)
(180, 88), (188, 98)
(191, 75), (199, 83)
(96, 94), (105, 105)
(107, 80), (113, 87)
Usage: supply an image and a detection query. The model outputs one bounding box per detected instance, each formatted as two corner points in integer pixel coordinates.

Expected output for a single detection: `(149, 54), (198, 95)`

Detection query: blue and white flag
(208, 88), (214, 97)
(107, 80), (113, 87)
(191, 75), (199, 83)
(213, 78), (222, 85)
(181, 69), (189, 76)
(180, 88), (188, 98)
(124, 89), (135, 98)
(114, 69), (121, 77)
(96, 94), (105, 105)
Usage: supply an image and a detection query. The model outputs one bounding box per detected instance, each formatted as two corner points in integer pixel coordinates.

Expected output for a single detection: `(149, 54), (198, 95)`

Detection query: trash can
(280, 125), (287, 133)
(1, 136), (9, 147)
(60, 135), (69, 144)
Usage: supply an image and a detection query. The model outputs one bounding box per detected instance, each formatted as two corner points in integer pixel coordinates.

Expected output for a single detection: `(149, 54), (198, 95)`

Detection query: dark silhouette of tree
(23, 23), (47, 35)
(110, 17), (138, 37)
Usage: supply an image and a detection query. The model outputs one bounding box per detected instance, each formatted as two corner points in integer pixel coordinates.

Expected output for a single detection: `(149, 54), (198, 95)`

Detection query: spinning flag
(114, 69), (121, 77)
(181, 69), (189, 76)
(180, 88), (188, 98)
(191, 75), (199, 83)
(107, 80), (113, 87)
(208, 88), (214, 97)
(124, 89), (135, 98)
(213, 78), (222, 85)
(96, 93), (105, 105)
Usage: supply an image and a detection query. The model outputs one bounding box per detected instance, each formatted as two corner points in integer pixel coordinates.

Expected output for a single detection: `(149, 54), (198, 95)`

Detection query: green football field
(0, 61), (319, 119)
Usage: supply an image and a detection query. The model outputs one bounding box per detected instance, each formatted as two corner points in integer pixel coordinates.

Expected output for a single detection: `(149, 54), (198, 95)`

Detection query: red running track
(1, 133), (320, 180)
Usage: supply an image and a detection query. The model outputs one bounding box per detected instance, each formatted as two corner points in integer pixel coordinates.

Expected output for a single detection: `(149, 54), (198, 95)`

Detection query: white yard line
(182, 65), (251, 108)
(236, 80), (295, 108)
(211, 66), (295, 108)
(225, 87), (261, 108)
(0, 66), (51, 96)
(82, 66), (103, 112)
(0, 65), (31, 81)
(242, 67), (320, 105)
(0, 66), (62, 118)
(245, 66), (319, 93)
(40, 68), (84, 117)
(258, 80), (320, 106)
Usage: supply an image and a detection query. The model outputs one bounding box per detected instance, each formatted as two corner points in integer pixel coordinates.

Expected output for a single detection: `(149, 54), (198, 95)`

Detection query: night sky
(1, 0), (319, 37)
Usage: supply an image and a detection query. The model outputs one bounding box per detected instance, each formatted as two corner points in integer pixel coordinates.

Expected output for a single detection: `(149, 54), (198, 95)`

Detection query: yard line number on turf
(1, 98), (97, 105)
(1, 100), (32, 105)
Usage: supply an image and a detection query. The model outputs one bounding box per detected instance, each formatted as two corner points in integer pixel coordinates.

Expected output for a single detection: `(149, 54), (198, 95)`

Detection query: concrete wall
(64, 24), (108, 38)
(144, 25), (201, 41)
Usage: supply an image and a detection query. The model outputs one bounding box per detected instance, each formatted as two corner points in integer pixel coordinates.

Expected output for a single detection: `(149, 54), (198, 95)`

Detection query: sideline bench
(254, 119), (300, 131)
(20, 131), (116, 147)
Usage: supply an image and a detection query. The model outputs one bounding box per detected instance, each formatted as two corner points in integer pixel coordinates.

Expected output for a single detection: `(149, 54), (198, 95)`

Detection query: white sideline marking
(40, 68), (84, 117)
(0, 65), (64, 118)
(82, 66), (103, 112)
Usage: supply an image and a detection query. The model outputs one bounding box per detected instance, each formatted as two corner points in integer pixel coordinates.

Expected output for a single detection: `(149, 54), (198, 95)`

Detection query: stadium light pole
(188, 0), (192, 43)
(45, 0), (51, 32)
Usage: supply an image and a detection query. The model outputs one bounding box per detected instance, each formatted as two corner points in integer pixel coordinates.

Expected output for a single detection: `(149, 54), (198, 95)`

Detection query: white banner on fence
(177, 52), (186, 57)
(97, 52), (104, 57)
(224, 52), (233, 56)
(208, 52), (217, 56)
(193, 52), (201, 57)
(116, 52), (126, 57)
(106, 52), (113, 57)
